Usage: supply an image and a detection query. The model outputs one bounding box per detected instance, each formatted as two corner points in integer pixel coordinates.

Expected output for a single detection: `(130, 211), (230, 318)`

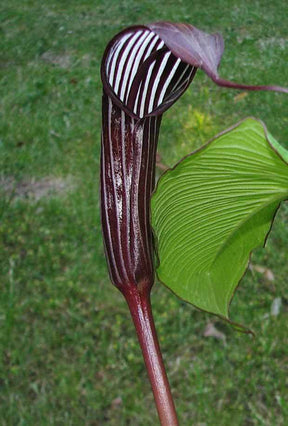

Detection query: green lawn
(1, 1), (288, 424)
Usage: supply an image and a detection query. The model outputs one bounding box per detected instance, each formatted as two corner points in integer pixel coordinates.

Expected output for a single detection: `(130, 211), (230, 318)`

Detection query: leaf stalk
(124, 286), (179, 426)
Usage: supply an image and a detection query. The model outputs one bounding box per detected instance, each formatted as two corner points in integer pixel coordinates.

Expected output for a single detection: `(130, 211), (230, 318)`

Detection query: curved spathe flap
(149, 21), (288, 93)
(148, 22), (224, 78)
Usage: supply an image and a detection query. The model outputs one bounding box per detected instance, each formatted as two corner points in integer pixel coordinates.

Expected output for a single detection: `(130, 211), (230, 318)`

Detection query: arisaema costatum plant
(100, 22), (288, 425)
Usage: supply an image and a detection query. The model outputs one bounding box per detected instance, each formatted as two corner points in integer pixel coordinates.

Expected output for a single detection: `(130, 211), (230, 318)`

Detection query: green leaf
(151, 118), (288, 319)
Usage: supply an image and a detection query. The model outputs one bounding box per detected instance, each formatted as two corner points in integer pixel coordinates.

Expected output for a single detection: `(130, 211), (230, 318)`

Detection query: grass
(1, 0), (288, 424)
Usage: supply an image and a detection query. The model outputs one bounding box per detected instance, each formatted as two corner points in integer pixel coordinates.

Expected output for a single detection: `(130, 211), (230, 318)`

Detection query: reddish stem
(124, 286), (179, 426)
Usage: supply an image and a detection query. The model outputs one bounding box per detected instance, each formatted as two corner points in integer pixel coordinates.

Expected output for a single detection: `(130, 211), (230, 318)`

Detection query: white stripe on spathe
(120, 31), (153, 101)
(107, 30), (162, 106)
(145, 51), (171, 115)
(157, 58), (181, 107)
(133, 80), (143, 116)
(123, 33), (159, 102)
(106, 28), (194, 118)
(114, 31), (144, 95)
(170, 64), (190, 93)
(125, 34), (160, 101)
(139, 58), (158, 118)
(118, 32), (162, 106)
(108, 32), (133, 87)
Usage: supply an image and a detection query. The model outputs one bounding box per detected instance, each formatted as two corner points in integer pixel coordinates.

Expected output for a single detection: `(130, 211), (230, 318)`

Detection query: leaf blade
(151, 118), (288, 318)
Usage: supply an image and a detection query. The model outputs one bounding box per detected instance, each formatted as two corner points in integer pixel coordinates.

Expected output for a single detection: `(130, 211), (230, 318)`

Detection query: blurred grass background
(1, 0), (287, 424)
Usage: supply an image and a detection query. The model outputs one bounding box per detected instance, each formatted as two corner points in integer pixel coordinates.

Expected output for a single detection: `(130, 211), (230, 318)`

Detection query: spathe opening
(101, 26), (196, 119)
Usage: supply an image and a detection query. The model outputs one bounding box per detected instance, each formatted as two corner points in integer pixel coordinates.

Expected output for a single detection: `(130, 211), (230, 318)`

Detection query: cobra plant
(100, 21), (288, 425)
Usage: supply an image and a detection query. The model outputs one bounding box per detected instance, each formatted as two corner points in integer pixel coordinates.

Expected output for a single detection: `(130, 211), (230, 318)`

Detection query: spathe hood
(101, 21), (288, 120)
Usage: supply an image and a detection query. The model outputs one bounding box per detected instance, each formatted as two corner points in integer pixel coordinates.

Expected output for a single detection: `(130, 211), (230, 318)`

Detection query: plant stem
(124, 285), (179, 426)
